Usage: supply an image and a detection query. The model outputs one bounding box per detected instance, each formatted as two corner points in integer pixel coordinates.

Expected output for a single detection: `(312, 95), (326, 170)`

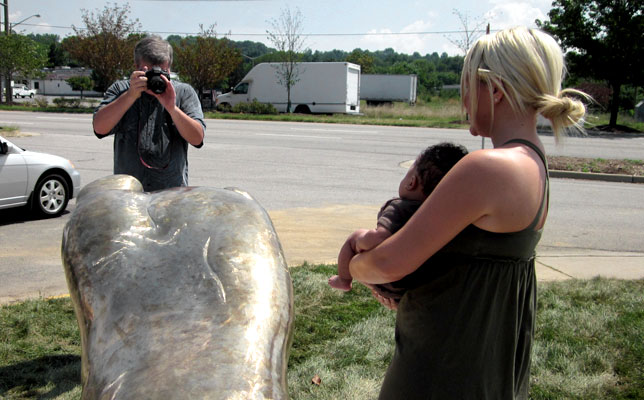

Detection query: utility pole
(2, 0), (8, 34)
(481, 23), (490, 150)
(1, 0), (8, 103)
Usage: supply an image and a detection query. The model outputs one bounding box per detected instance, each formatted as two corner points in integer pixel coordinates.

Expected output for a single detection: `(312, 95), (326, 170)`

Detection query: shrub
(52, 98), (82, 108)
(85, 99), (100, 108)
(232, 99), (278, 114)
(33, 97), (49, 108)
(574, 81), (611, 111)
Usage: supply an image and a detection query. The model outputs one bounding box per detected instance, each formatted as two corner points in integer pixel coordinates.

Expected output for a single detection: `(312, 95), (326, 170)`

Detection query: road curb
(549, 170), (644, 183)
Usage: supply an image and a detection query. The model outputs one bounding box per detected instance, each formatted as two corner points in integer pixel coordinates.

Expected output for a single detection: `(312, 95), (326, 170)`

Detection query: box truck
(216, 62), (361, 114)
(360, 74), (417, 105)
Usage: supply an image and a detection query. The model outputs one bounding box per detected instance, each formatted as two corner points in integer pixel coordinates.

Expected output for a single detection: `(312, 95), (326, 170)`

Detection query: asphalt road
(1, 111), (644, 302)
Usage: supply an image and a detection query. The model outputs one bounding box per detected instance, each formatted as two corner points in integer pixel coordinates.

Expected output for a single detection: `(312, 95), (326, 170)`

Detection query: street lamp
(10, 13), (40, 32)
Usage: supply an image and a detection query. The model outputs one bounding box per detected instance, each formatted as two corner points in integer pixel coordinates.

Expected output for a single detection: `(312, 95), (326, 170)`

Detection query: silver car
(0, 135), (81, 217)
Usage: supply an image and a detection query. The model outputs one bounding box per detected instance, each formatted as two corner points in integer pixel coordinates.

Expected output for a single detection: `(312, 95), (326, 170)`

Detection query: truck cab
(13, 85), (37, 98)
(216, 81), (251, 110)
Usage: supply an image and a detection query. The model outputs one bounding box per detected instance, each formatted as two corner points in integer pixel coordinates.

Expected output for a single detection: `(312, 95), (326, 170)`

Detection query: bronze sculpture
(62, 175), (293, 399)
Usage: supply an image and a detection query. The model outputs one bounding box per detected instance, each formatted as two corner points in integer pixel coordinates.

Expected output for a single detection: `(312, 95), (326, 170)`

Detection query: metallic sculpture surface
(62, 175), (294, 399)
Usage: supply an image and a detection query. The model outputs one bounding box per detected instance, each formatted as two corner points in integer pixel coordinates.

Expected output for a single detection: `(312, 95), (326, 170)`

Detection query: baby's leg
(329, 234), (358, 291)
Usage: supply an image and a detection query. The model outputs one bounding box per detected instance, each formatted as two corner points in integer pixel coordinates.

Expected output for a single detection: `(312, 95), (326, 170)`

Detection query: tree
(537, 0), (644, 128)
(67, 76), (94, 99)
(0, 34), (47, 103)
(173, 25), (242, 106)
(446, 9), (488, 55)
(346, 49), (375, 74)
(63, 2), (142, 92)
(27, 34), (75, 67)
(266, 6), (306, 113)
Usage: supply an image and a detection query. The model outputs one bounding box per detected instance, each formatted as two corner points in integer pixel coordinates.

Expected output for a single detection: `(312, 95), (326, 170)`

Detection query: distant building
(28, 67), (102, 97)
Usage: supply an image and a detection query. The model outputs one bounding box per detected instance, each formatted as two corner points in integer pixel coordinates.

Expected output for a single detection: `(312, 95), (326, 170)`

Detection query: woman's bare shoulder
(446, 147), (544, 232)
(446, 148), (521, 184)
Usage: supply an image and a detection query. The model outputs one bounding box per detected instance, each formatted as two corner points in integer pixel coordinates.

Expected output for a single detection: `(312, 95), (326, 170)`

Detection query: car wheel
(294, 105), (311, 114)
(29, 93), (34, 98)
(32, 173), (70, 217)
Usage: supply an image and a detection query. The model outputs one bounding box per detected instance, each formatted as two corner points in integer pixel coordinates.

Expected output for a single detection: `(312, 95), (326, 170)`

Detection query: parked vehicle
(216, 62), (361, 114)
(360, 74), (417, 105)
(13, 85), (37, 98)
(0, 136), (81, 217)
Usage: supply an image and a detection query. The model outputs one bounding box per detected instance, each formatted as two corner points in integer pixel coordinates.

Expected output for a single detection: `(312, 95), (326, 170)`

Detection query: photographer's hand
(93, 68), (147, 136)
(128, 68), (148, 100)
(149, 73), (177, 112)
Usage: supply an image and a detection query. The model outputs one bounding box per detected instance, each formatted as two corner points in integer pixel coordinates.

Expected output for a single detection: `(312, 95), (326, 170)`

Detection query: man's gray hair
(134, 35), (173, 68)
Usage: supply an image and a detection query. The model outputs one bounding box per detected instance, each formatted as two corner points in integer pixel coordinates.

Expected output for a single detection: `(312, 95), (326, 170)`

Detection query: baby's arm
(330, 228), (370, 291)
(354, 226), (392, 253)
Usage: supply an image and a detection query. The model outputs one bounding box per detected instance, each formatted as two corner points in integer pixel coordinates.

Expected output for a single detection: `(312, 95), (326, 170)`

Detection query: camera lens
(145, 68), (168, 94)
(148, 77), (166, 94)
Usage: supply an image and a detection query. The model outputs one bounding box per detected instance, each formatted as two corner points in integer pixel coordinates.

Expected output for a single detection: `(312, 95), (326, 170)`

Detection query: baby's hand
(363, 283), (398, 310)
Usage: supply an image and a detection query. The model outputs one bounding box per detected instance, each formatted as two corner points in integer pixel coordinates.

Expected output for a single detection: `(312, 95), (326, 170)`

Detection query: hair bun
(537, 91), (587, 134)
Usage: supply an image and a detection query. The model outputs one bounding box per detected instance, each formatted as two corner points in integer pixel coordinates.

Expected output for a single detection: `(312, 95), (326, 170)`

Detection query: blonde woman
(349, 27), (588, 399)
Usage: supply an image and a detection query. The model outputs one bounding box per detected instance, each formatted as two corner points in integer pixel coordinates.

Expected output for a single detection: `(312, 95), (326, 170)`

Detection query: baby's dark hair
(415, 142), (468, 196)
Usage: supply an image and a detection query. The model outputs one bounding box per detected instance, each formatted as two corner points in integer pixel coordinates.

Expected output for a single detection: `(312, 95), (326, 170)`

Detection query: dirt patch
(268, 205), (380, 266)
(548, 156), (644, 176)
(0, 130), (39, 138)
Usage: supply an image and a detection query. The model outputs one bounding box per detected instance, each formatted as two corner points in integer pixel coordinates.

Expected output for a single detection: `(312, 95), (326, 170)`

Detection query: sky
(7, 0), (554, 56)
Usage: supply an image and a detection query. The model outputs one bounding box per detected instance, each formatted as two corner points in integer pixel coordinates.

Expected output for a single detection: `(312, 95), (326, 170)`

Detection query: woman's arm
(349, 150), (519, 284)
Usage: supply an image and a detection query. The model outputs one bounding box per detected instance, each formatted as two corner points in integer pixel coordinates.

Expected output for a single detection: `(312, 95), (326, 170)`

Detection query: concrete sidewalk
(268, 204), (644, 282)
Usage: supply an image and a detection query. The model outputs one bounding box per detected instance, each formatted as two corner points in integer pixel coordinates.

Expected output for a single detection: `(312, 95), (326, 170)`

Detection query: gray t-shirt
(94, 80), (206, 192)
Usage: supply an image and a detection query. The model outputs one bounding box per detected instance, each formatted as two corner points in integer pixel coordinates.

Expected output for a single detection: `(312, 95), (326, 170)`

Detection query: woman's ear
(492, 82), (505, 104)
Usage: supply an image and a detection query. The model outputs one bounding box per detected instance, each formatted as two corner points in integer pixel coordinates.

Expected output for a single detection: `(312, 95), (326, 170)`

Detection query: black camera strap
(137, 96), (172, 170)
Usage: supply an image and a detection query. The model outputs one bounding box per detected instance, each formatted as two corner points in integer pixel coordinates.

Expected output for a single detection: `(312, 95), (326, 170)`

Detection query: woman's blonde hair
(461, 26), (589, 141)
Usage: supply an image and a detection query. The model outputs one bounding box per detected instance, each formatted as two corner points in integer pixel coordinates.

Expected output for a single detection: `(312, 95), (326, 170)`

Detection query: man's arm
(166, 105), (204, 146)
(153, 76), (204, 147)
(93, 71), (147, 136)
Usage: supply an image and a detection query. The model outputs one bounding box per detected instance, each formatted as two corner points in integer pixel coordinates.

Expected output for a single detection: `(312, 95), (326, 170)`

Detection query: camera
(145, 67), (171, 94)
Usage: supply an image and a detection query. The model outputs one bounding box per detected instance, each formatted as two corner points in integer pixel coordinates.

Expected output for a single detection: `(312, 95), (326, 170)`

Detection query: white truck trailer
(216, 62), (361, 114)
(360, 74), (417, 105)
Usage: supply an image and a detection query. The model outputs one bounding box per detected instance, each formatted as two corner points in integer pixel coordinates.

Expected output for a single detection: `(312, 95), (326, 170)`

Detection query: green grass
(584, 112), (644, 133)
(0, 104), (94, 114)
(1, 265), (643, 399)
(0, 299), (81, 399)
(1, 98), (643, 132)
(204, 100), (468, 129)
(0, 125), (19, 134)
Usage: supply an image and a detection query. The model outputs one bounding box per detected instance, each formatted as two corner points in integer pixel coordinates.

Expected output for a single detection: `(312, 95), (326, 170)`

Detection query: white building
(29, 67), (103, 97)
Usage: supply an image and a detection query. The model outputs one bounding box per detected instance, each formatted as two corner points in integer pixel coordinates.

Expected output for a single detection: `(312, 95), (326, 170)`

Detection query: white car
(13, 85), (37, 98)
(0, 136), (81, 217)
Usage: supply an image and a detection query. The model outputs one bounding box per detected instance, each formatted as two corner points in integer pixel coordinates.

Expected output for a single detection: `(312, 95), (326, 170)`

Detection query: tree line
(1, 0), (641, 128)
(17, 32), (465, 103)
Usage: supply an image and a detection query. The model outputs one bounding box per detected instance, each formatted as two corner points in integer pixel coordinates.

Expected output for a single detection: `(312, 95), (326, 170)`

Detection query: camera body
(145, 67), (171, 94)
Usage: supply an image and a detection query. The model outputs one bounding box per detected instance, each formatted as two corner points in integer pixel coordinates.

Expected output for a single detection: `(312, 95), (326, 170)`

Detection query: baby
(329, 142), (468, 298)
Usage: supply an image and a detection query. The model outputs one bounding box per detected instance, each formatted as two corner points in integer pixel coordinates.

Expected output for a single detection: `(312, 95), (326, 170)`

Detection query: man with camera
(93, 35), (205, 192)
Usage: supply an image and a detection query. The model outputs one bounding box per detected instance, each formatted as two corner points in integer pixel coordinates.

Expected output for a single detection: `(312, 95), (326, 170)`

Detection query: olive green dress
(378, 139), (548, 400)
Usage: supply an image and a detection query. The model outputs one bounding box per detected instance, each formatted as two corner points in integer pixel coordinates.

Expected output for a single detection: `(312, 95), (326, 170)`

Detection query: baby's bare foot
(328, 275), (352, 291)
